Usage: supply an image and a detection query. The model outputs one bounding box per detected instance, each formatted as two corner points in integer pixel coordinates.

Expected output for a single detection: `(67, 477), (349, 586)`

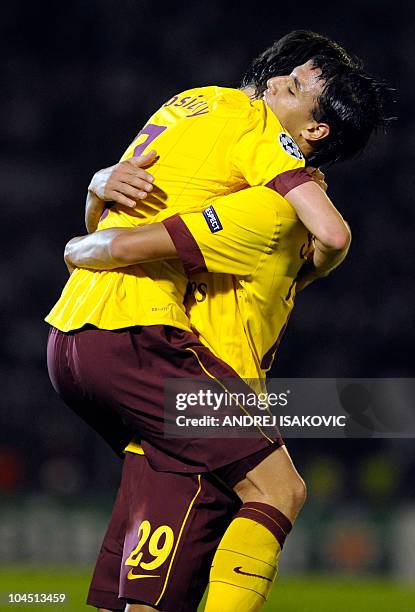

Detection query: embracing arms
(284, 172), (351, 289)
(65, 223), (176, 271)
(85, 150), (157, 233)
(67, 158), (350, 287)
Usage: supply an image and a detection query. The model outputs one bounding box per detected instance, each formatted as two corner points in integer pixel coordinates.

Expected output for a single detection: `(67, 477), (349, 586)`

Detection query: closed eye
(288, 87), (295, 96)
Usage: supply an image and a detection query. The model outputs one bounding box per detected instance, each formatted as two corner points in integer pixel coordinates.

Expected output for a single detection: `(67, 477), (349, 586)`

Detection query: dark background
(1, 0), (414, 574)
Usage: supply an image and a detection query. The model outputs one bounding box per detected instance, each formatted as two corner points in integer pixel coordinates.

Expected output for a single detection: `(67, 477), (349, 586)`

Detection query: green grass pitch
(0, 567), (414, 611)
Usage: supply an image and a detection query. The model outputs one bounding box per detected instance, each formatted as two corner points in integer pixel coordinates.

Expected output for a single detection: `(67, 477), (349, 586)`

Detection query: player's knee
(234, 457), (307, 519)
(290, 473), (307, 509)
(268, 470), (307, 514)
(241, 470), (306, 509)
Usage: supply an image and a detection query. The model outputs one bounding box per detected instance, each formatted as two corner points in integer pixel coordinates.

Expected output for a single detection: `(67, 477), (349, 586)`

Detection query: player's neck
(239, 85), (313, 160)
(296, 135), (314, 160)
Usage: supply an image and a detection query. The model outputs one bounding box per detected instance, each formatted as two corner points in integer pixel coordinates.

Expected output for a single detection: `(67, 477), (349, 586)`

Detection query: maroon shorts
(87, 451), (240, 611)
(47, 325), (282, 487)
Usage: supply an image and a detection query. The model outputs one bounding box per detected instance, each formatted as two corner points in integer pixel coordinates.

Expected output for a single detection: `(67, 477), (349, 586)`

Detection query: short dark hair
(241, 30), (392, 167)
(308, 55), (391, 166)
(241, 30), (361, 96)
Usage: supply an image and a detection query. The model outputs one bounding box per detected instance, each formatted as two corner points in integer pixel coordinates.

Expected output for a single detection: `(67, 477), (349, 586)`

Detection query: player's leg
(47, 325), (284, 475)
(90, 451), (240, 612)
(88, 453), (163, 612)
(205, 445), (306, 611)
(120, 455), (240, 611)
(47, 327), (135, 457)
(49, 326), (299, 609)
(233, 444), (307, 522)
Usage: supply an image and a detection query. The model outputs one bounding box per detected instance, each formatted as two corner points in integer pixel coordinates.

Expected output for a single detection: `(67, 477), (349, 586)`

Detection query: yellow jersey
(163, 187), (310, 381)
(46, 86), (311, 333)
(124, 187), (309, 455)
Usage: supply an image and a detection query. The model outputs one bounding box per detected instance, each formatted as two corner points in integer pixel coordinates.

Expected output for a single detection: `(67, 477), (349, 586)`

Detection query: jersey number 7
(133, 124), (167, 157)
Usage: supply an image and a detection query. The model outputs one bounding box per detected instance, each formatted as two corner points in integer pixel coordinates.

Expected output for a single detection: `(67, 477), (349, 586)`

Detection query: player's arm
(85, 151), (156, 233)
(295, 219), (352, 291)
(65, 223), (177, 271)
(65, 188), (278, 276)
(233, 118), (350, 276)
(80, 157), (348, 281)
(284, 177), (351, 279)
(255, 163), (351, 281)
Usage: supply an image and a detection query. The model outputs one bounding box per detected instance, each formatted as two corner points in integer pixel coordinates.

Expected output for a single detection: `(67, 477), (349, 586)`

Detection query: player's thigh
(234, 444), (302, 496)
(233, 445), (307, 520)
(47, 326), (134, 456)
(118, 453), (239, 612)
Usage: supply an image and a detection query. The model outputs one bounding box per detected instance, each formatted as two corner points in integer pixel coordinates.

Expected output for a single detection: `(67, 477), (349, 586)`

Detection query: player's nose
(267, 76), (285, 93)
(266, 77), (277, 92)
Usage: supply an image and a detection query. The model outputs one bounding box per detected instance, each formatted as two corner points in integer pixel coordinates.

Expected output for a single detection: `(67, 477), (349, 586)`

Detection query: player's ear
(302, 121), (330, 144)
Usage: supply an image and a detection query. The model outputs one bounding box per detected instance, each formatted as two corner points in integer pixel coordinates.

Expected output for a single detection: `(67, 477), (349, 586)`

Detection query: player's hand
(295, 259), (321, 292)
(306, 166), (328, 193)
(88, 150), (157, 208)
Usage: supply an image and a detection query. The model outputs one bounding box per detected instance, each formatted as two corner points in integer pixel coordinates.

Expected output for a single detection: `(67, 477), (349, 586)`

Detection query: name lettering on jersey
(203, 206), (223, 233)
(185, 281), (207, 303)
(163, 94), (209, 117)
(278, 133), (304, 160)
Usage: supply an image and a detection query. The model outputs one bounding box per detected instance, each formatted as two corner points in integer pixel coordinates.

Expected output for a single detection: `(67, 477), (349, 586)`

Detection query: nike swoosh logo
(127, 569), (161, 580)
(233, 566), (272, 582)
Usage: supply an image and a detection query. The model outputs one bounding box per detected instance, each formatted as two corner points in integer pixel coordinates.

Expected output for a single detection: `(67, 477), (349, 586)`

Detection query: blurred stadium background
(1, 0), (414, 609)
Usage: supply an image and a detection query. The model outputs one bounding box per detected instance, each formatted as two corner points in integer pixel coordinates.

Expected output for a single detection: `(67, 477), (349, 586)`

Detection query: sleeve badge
(278, 133), (304, 160)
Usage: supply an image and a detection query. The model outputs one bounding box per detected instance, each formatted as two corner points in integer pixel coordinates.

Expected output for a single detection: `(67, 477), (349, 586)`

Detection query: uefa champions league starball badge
(278, 132), (304, 160)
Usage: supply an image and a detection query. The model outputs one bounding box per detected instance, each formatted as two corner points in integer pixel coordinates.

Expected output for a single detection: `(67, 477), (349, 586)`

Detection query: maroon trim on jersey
(163, 215), (207, 276)
(266, 167), (313, 196)
(236, 502), (292, 549)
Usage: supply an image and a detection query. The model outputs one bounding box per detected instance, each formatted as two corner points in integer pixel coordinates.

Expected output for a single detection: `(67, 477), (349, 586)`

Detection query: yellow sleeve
(232, 104), (313, 195)
(162, 187), (280, 276)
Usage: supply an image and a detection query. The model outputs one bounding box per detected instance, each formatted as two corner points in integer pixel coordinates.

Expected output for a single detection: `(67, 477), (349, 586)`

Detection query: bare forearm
(65, 229), (121, 270)
(286, 181), (350, 251)
(65, 223), (177, 271)
(85, 190), (106, 233)
(312, 231), (351, 276)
